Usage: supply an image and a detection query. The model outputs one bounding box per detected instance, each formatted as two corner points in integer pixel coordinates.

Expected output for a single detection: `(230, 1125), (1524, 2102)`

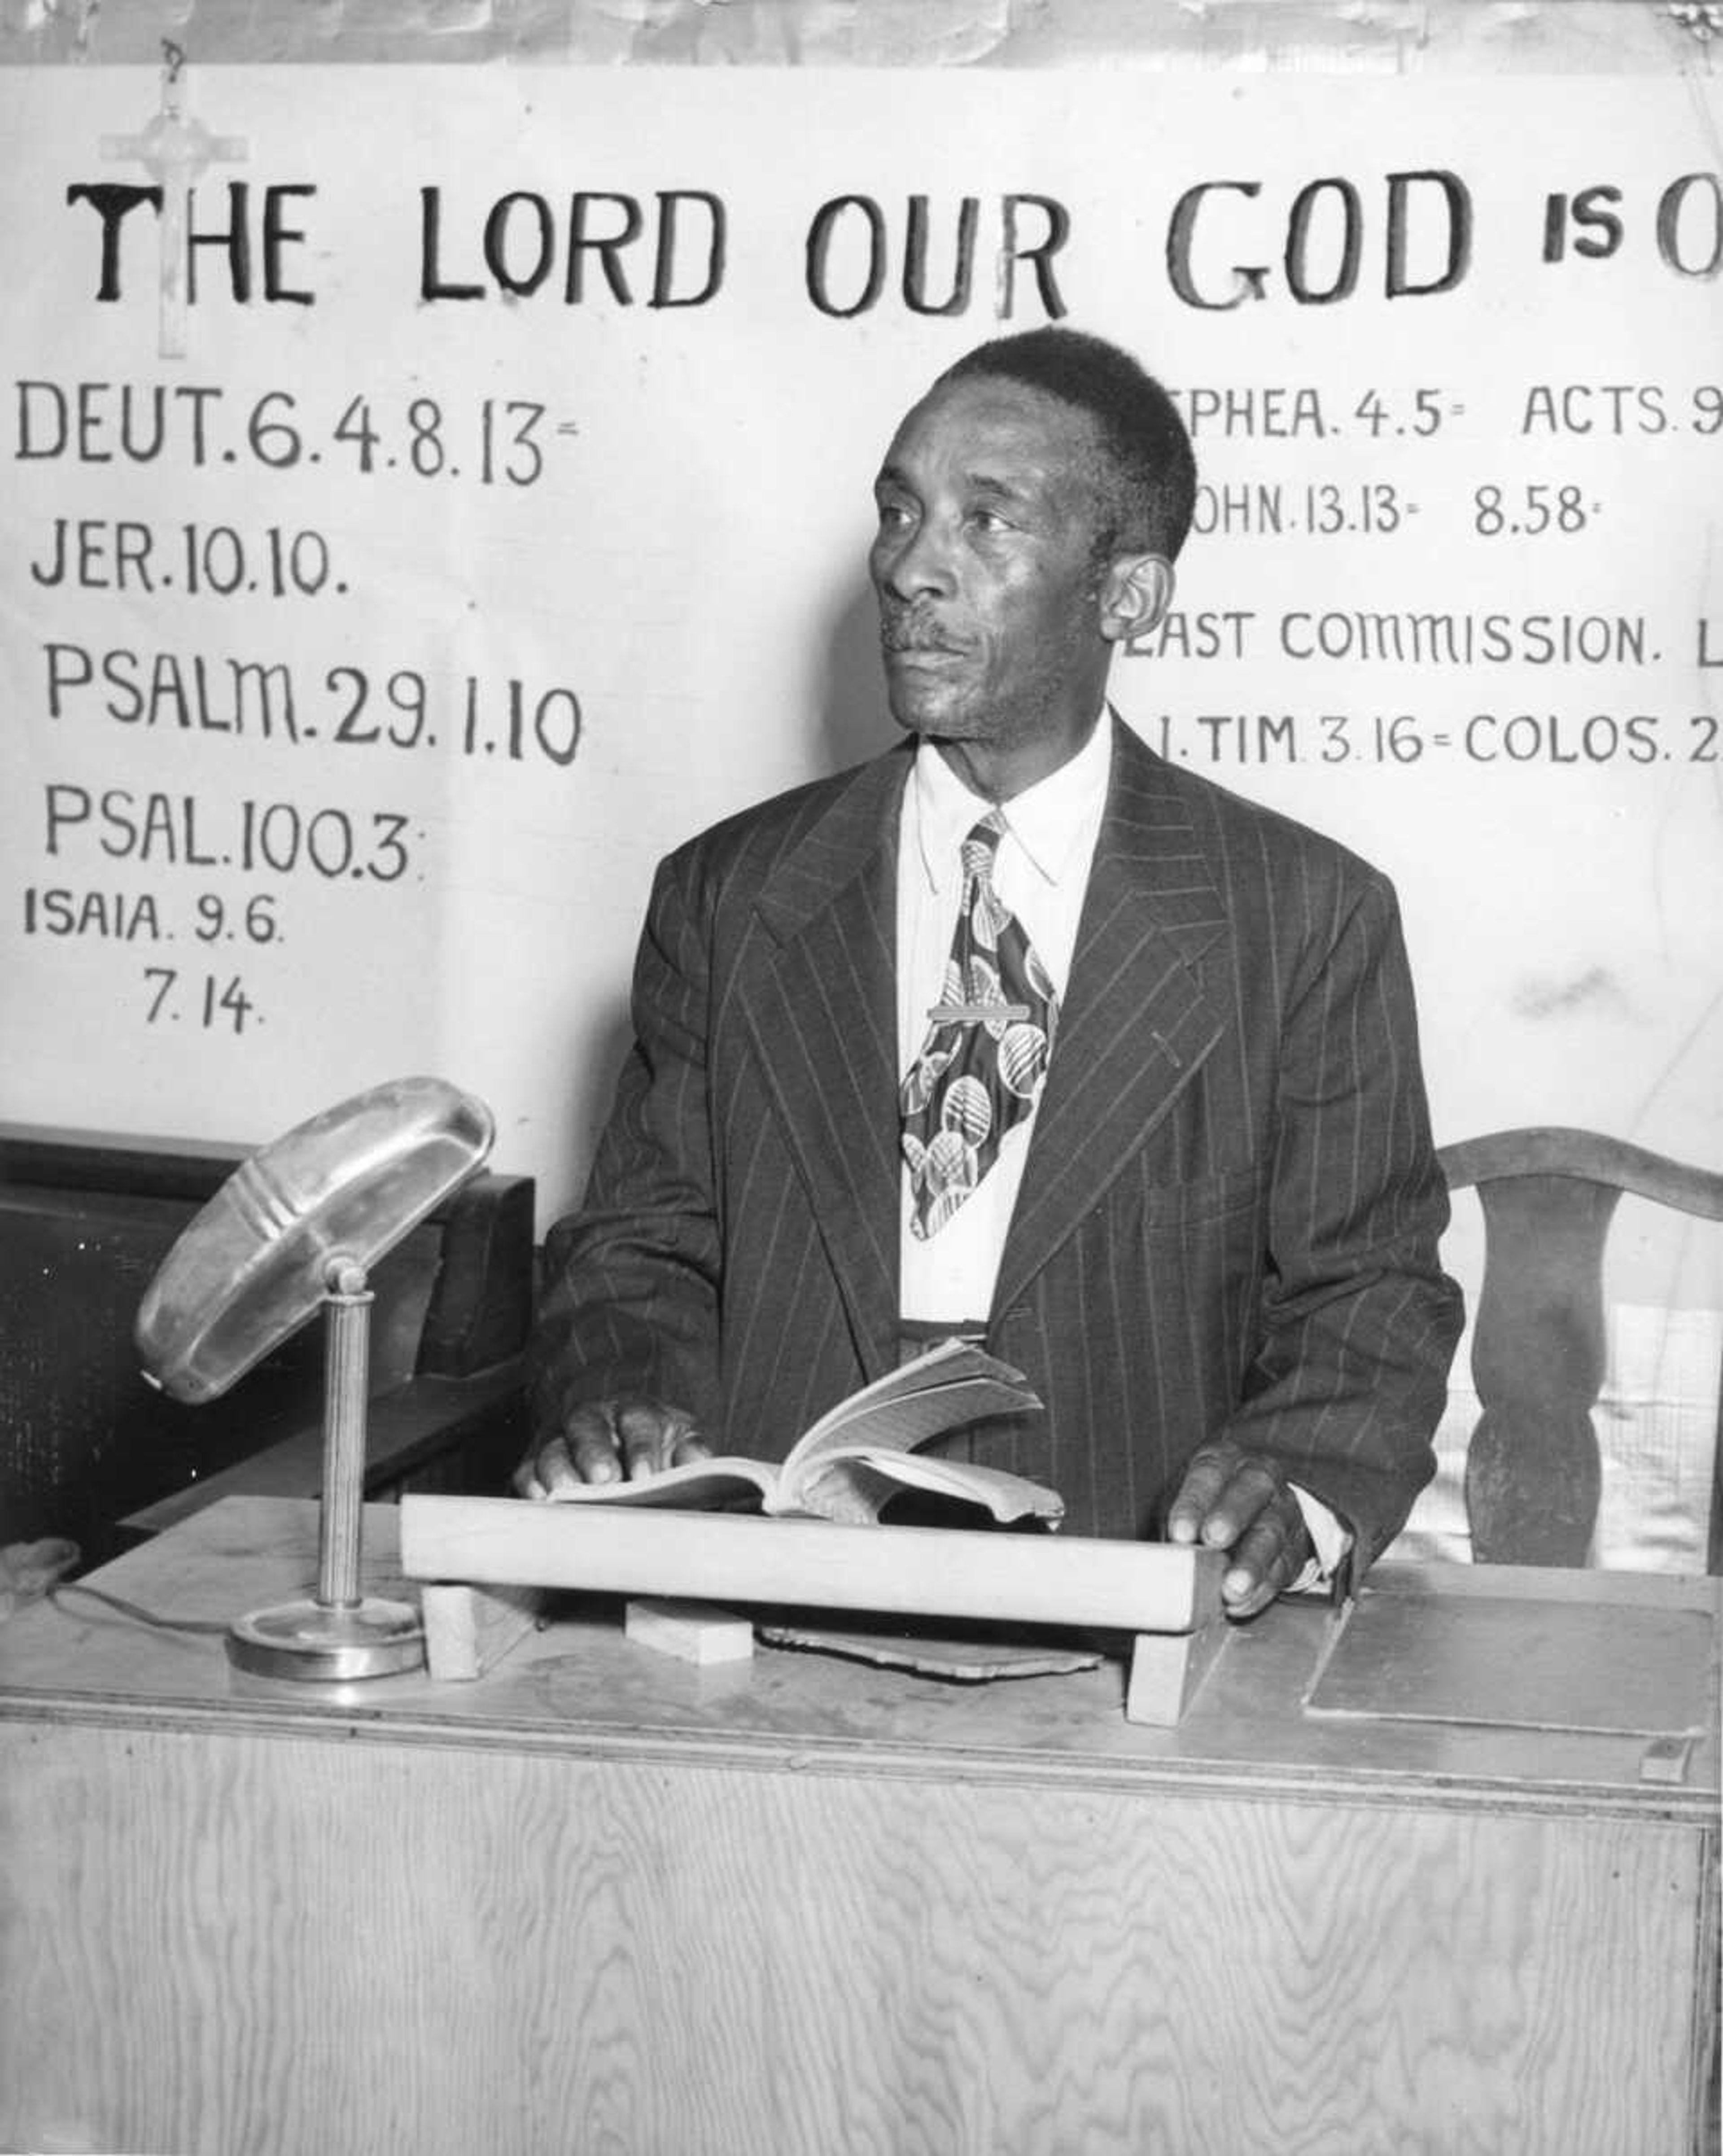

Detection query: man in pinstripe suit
(519, 328), (1463, 1614)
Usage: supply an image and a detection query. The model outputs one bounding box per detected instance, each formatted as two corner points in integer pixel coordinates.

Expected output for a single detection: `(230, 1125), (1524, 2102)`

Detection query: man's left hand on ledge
(1165, 1438), (1316, 1620)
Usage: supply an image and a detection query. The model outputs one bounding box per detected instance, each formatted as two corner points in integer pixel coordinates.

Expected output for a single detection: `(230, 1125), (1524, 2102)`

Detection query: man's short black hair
(936, 326), (1198, 562)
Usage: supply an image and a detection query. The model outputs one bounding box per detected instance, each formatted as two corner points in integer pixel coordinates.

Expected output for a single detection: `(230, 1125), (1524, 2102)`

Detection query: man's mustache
(879, 610), (968, 655)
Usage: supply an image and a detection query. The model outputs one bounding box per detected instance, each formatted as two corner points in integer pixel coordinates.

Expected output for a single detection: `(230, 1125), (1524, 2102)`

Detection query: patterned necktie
(900, 813), (1059, 1239)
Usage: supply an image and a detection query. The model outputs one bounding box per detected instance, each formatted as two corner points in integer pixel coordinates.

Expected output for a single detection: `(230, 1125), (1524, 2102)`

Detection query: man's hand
(1165, 1439), (1314, 1619)
(512, 1399), (712, 1500)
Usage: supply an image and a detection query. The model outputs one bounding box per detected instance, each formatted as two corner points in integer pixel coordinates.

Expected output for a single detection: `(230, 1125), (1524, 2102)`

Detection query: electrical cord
(47, 1581), (232, 1636)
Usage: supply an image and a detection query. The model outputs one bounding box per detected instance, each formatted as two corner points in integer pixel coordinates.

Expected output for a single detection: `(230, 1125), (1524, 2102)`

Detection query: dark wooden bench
(0, 1122), (534, 1570)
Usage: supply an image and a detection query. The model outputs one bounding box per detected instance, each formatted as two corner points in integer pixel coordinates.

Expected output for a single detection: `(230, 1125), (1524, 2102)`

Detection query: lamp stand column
(226, 1259), (426, 1681)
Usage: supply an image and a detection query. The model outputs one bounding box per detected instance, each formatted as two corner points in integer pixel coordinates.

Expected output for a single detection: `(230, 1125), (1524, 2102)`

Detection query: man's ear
(1098, 552), (1174, 644)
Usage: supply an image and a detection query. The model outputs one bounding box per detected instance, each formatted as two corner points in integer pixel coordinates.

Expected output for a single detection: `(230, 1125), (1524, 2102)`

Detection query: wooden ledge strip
(399, 1494), (1220, 1636)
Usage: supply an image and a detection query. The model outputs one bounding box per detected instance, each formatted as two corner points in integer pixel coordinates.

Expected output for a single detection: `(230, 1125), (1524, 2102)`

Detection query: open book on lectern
(551, 1338), (1061, 1529)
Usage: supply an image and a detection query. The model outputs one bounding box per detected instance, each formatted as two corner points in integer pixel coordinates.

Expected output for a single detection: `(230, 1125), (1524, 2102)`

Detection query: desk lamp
(135, 1075), (495, 1681)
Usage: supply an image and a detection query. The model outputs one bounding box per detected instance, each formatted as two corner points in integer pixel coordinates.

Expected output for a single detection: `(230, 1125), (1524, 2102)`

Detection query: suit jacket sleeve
(528, 850), (725, 1441)
(1223, 872), (1462, 1579)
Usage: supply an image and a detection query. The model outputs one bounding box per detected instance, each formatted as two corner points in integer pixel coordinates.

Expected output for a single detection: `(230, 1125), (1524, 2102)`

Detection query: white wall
(5, 57), (1717, 1219)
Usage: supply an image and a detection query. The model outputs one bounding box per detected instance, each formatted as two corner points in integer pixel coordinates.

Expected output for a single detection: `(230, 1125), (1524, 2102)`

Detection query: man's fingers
(1167, 1442), (1277, 1548)
(567, 1408), (625, 1486)
(582, 1399), (705, 1484)
(616, 1400), (673, 1482)
(614, 1400), (708, 1480)
(516, 1399), (707, 1500)
(512, 1431), (582, 1499)
(1165, 1440), (1315, 1618)
(1196, 1459), (1283, 1551)
(1164, 1444), (1233, 1543)
(1220, 1503), (1307, 1617)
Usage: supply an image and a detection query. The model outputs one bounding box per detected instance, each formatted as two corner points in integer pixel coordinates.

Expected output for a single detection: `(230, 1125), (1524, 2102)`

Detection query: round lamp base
(226, 1596), (425, 1681)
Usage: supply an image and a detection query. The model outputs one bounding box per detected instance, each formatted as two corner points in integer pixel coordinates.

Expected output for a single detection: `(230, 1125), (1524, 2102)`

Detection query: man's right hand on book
(513, 1399), (713, 1500)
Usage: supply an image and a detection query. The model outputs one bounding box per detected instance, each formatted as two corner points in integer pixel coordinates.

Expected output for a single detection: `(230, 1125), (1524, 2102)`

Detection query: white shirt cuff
(1285, 1485), (1351, 1596)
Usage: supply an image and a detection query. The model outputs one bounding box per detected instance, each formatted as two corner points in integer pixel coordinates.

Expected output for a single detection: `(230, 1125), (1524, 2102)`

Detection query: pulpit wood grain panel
(0, 1719), (1706, 2156)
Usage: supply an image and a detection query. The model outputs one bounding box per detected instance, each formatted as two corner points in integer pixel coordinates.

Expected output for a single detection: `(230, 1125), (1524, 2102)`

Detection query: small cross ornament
(101, 41), (247, 359)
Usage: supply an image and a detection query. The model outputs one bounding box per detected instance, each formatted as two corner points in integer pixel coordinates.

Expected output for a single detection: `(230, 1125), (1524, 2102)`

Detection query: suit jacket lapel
(739, 752), (909, 1377)
(992, 720), (1231, 1320)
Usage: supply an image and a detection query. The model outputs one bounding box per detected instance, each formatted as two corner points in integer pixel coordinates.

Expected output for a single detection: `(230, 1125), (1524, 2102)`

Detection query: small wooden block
(625, 1597), (754, 1667)
(1124, 1614), (1230, 1727)
(1639, 1735), (1694, 1786)
(420, 1580), (546, 1681)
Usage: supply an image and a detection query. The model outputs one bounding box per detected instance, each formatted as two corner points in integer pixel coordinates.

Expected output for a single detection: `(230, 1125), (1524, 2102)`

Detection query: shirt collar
(908, 715), (1113, 897)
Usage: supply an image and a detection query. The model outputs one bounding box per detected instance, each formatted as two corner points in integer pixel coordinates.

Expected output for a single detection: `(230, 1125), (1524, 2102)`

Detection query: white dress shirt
(893, 720), (1343, 1588)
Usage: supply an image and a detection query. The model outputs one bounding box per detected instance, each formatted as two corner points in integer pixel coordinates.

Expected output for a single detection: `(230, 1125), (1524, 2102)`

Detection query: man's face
(869, 375), (1115, 781)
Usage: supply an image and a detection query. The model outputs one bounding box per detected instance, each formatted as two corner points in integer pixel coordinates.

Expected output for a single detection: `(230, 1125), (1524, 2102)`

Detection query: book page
(542, 1344), (1046, 1522)
(783, 1341), (1040, 1473)
(831, 1449), (1065, 1526)
(548, 1459), (777, 1512)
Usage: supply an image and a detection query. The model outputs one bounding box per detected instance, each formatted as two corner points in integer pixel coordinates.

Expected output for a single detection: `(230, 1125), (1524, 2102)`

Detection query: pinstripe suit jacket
(531, 717), (1463, 1578)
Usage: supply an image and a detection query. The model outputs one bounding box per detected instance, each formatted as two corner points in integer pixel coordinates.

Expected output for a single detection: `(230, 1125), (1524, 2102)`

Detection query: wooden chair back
(1438, 1127), (1723, 1570)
